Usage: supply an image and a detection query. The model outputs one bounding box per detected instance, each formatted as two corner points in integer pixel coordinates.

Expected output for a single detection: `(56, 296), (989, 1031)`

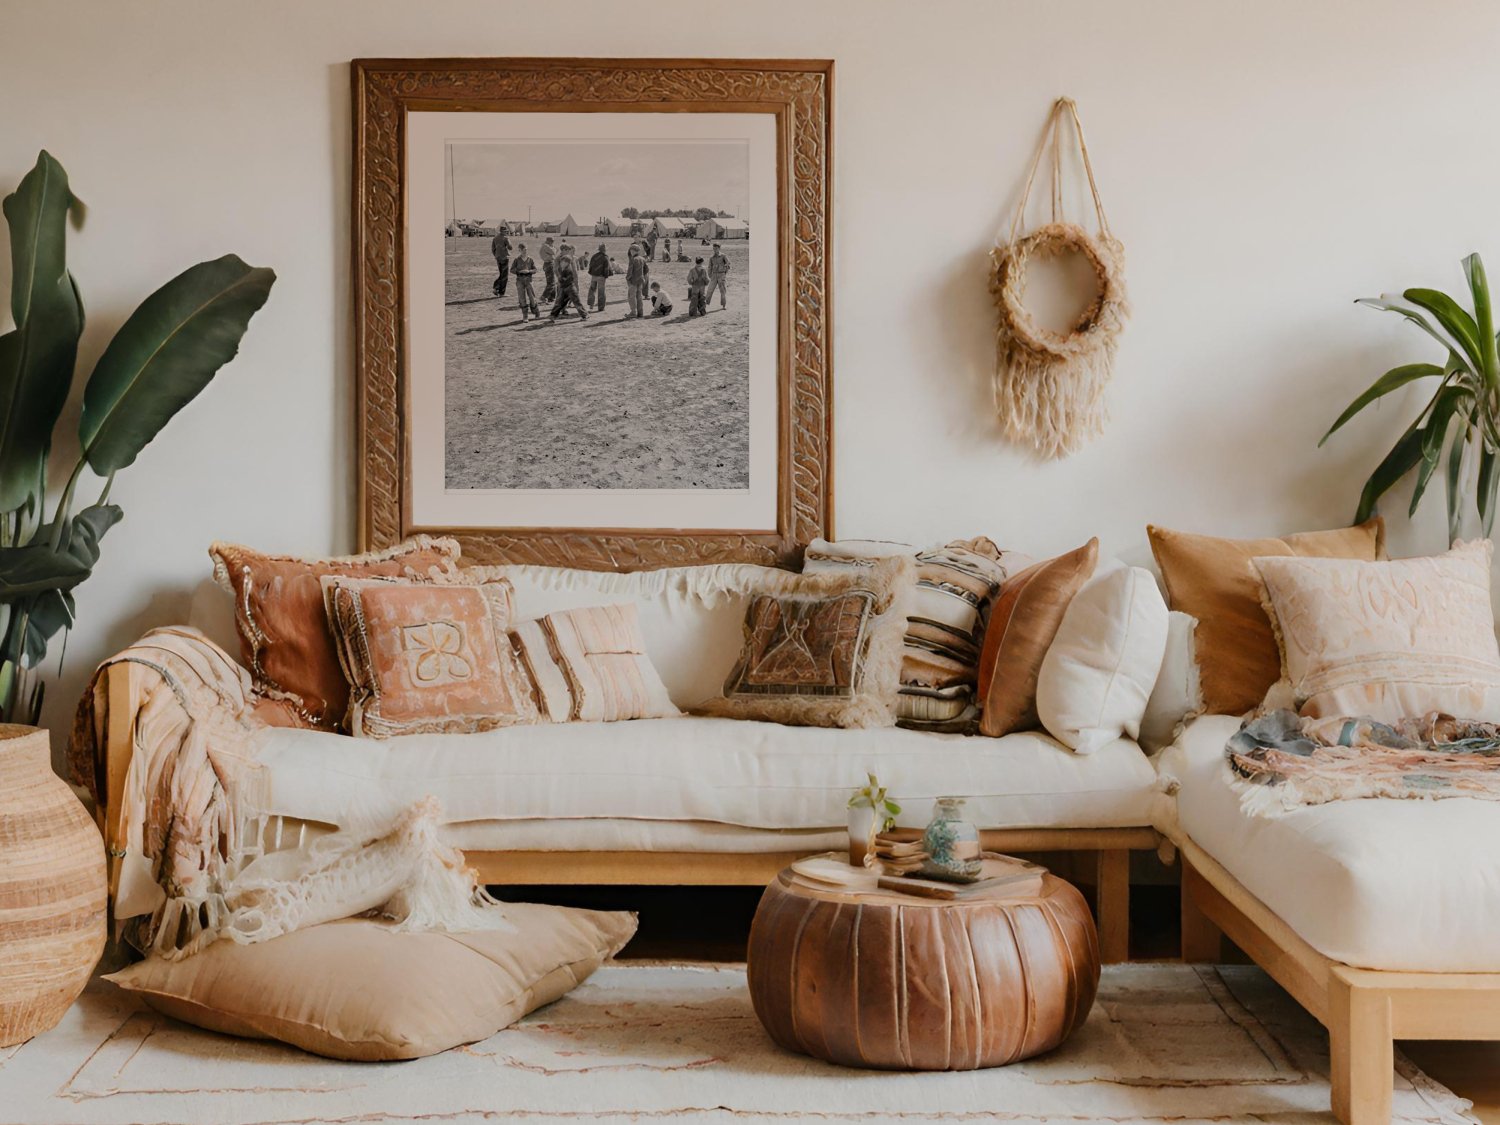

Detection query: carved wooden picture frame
(352, 58), (833, 569)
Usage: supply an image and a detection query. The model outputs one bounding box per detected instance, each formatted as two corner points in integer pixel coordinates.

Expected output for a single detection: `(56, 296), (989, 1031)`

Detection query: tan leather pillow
(210, 537), (461, 729)
(104, 904), (637, 1061)
(977, 539), (1099, 737)
(323, 575), (540, 737)
(1147, 518), (1385, 716)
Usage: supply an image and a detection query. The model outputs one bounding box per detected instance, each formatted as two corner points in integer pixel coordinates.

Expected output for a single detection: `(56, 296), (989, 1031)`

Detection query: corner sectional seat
(1158, 715), (1500, 974)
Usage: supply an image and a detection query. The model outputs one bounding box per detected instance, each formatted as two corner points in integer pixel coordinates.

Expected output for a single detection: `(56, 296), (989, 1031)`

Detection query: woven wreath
(991, 100), (1129, 460)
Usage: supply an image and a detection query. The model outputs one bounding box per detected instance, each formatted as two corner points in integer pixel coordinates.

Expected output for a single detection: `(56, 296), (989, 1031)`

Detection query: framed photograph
(352, 58), (833, 569)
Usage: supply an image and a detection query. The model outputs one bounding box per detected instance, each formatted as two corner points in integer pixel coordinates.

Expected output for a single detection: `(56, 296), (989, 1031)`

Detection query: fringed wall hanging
(990, 97), (1129, 460)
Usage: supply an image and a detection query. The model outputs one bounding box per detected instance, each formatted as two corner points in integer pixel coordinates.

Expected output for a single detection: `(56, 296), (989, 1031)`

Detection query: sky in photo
(445, 140), (750, 225)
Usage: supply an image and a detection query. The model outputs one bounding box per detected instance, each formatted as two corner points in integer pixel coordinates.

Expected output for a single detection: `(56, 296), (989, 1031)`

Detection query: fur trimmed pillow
(803, 537), (1027, 732)
(210, 537), (461, 730)
(699, 555), (916, 729)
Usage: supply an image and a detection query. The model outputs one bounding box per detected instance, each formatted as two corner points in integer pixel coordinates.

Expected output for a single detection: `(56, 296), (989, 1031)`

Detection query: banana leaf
(1320, 362), (1443, 445)
(1446, 412), (1471, 544)
(79, 255), (274, 474)
(0, 542), (91, 598)
(0, 152), (84, 512)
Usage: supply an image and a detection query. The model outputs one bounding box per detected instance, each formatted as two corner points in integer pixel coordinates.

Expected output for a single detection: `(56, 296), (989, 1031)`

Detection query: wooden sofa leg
(1179, 858), (1224, 963)
(1328, 968), (1393, 1125)
(1094, 848), (1129, 964)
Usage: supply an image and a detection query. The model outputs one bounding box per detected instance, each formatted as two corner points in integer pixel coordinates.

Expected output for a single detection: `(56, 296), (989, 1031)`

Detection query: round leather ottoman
(747, 865), (1100, 1070)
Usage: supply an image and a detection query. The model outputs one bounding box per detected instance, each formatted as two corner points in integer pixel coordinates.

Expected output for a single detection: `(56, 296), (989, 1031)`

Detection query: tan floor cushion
(105, 903), (636, 1060)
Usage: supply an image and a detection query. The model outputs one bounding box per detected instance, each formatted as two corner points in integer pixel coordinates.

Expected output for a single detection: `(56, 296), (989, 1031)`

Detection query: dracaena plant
(1323, 253), (1500, 544)
(0, 151), (274, 725)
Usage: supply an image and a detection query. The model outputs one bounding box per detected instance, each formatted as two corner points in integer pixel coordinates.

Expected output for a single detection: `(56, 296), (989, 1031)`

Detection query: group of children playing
(492, 230), (731, 324)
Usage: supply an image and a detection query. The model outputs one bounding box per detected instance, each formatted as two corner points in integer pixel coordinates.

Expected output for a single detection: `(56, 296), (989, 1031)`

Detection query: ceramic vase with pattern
(0, 725), (107, 1046)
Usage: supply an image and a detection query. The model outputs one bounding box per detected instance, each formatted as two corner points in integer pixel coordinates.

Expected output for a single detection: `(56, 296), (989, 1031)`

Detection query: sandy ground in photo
(444, 235), (750, 490)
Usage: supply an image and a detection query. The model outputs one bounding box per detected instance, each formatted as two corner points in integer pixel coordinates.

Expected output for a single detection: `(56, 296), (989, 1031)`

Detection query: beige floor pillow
(105, 903), (636, 1060)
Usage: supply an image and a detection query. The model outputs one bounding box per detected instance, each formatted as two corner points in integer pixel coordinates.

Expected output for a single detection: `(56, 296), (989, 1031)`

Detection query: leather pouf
(748, 869), (1099, 1070)
(0, 724), (106, 1046)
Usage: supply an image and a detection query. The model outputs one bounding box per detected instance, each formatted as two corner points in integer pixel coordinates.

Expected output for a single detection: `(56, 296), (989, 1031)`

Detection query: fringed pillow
(322, 574), (539, 738)
(210, 537), (461, 730)
(699, 555), (916, 729)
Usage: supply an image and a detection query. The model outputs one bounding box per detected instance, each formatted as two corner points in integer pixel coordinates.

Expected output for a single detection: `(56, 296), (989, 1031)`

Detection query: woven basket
(0, 724), (106, 1046)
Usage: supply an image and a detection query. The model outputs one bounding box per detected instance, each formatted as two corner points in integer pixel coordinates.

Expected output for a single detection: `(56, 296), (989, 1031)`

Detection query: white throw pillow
(1138, 611), (1202, 752)
(1036, 564), (1169, 754)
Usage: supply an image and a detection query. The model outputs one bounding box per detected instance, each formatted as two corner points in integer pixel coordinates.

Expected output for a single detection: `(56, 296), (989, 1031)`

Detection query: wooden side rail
(1179, 837), (1500, 1125)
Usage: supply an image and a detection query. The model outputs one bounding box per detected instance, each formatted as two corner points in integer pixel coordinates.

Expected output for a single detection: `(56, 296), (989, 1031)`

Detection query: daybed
(90, 560), (1162, 963)
(1161, 715), (1500, 1125)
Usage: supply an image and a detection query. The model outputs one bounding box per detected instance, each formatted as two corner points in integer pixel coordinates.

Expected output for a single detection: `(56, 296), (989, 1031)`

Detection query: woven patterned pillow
(322, 574), (539, 738)
(510, 603), (679, 723)
(803, 538), (1022, 731)
(210, 537), (461, 730)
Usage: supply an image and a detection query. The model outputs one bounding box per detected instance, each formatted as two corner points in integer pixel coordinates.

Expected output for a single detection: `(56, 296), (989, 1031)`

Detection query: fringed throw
(1226, 708), (1500, 816)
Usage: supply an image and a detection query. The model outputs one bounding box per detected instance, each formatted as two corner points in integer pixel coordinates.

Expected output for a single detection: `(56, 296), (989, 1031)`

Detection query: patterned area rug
(0, 962), (1475, 1124)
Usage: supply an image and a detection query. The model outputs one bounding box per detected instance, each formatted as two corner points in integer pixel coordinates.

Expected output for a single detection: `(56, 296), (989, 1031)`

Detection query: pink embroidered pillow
(1254, 540), (1500, 722)
(322, 575), (539, 738)
(510, 603), (679, 723)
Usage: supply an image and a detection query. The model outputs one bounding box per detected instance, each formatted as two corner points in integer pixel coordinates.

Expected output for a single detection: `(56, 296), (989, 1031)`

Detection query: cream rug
(0, 962), (1475, 1124)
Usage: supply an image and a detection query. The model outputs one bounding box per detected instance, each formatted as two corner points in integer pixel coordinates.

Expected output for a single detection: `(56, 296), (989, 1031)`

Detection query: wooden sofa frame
(99, 661), (1156, 963)
(1179, 835), (1500, 1125)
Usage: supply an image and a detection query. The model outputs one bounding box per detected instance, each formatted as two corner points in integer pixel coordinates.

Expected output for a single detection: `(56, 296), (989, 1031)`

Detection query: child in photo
(687, 257), (709, 317)
(649, 280), (674, 316)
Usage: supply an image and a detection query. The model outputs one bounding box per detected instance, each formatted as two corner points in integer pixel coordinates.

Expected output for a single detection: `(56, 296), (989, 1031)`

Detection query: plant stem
(47, 457), (86, 552)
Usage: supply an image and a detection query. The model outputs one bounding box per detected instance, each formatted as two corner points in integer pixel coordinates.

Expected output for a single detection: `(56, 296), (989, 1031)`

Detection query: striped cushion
(510, 603), (680, 723)
(804, 538), (1025, 731)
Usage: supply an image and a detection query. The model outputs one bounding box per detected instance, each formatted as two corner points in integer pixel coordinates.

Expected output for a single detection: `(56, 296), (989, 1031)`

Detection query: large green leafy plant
(1323, 253), (1500, 543)
(0, 151), (274, 724)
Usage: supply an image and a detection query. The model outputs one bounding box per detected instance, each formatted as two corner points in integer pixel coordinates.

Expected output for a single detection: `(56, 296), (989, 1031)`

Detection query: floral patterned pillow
(322, 574), (539, 738)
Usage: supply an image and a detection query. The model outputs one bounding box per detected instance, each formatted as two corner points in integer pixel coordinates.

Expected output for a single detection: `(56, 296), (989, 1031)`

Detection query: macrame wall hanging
(990, 97), (1129, 460)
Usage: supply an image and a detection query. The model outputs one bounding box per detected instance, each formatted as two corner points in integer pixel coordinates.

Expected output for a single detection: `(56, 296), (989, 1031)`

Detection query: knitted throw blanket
(1226, 708), (1500, 816)
(70, 627), (509, 959)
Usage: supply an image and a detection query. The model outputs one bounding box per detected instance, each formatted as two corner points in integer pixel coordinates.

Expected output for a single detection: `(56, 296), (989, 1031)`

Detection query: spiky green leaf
(1320, 363), (1443, 445)
(1355, 422), (1426, 524)
(1404, 287), (1484, 373)
(1481, 447), (1500, 536)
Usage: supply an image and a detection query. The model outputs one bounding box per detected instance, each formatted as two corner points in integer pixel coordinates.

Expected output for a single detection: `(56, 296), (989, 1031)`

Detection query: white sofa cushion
(249, 717), (1158, 834)
(1035, 564), (1168, 754)
(1158, 714), (1500, 972)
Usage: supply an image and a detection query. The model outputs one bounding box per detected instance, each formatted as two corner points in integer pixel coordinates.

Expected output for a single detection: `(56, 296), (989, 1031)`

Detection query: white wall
(2, 0), (1497, 745)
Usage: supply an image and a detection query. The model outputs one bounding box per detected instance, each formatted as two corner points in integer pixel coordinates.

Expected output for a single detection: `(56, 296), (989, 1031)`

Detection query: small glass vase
(921, 797), (983, 882)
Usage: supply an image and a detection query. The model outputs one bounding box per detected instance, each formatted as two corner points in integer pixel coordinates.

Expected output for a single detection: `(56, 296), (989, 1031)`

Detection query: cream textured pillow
(510, 603), (679, 723)
(1138, 611), (1202, 752)
(1036, 564), (1169, 754)
(1254, 540), (1500, 722)
(105, 904), (637, 1061)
